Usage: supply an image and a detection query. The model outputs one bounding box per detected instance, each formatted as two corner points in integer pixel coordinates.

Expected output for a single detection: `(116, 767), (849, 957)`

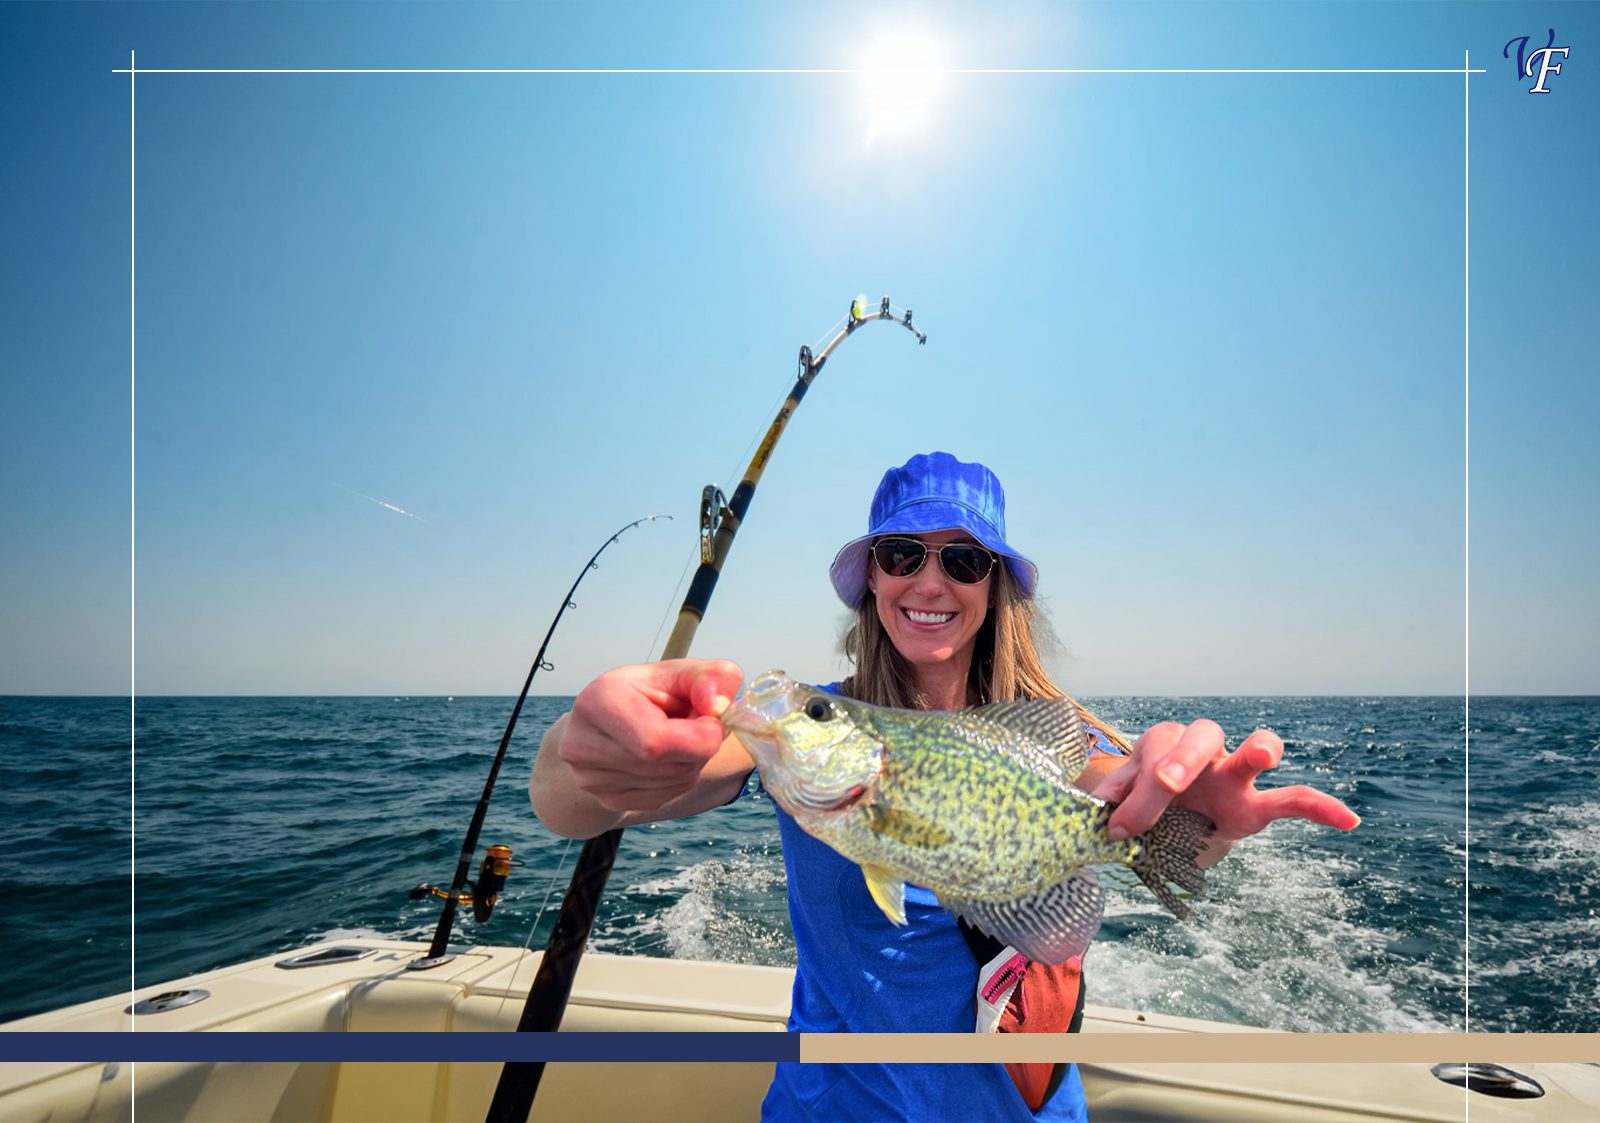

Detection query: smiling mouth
(902, 608), (956, 626)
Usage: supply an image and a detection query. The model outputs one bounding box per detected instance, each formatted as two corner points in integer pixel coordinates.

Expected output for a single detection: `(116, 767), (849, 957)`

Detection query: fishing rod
(485, 295), (927, 1122)
(407, 514), (670, 971)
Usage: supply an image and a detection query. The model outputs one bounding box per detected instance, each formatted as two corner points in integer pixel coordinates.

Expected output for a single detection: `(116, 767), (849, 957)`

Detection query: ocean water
(0, 695), (1594, 1032)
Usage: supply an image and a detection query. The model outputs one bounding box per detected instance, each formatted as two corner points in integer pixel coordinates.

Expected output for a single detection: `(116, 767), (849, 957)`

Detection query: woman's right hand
(530, 659), (749, 837)
(562, 658), (746, 811)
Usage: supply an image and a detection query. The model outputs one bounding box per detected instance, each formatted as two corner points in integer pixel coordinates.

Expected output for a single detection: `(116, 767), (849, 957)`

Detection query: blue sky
(0, 2), (1594, 696)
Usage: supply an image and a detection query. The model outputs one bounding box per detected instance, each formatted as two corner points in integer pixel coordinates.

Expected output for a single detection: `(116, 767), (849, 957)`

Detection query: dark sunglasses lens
(873, 538), (927, 577)
(940, 545), (995, 584)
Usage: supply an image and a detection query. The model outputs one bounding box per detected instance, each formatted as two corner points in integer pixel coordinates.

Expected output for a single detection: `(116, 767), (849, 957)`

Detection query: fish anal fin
(944, 869), (1104, 965)
(862, 864), (908, 926)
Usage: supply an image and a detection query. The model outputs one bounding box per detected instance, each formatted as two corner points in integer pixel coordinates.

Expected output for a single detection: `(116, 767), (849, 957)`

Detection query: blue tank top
(756, 683), (1091, 1123)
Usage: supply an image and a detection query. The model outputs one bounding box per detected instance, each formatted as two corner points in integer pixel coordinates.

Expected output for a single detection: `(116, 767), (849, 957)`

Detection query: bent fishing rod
(486, 296), (926, 1122)
(407, 515), (670, 970)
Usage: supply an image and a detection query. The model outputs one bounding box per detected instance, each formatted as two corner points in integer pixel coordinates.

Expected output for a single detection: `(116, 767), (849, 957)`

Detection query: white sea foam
(1484, 800), (1600, 873)
(607, 855), (795, 967)
(1533, 748), (1574, 765)
(596, 827), (1454, 1033)
(1094, 833), (1454, 1032)
(1472, 915), (1600, 1031)
(1532, 800), (1600, 868)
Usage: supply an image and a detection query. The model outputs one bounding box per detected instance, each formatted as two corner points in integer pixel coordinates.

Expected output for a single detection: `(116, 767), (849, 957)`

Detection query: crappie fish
(721, 670), (1214, 964)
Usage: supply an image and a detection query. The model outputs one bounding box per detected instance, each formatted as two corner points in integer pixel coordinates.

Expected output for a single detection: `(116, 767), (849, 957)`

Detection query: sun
(857, 31), (948, 148)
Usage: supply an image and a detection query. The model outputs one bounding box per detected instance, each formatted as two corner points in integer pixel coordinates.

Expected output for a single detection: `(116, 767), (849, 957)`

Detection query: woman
(531, 451), (1358, 1122)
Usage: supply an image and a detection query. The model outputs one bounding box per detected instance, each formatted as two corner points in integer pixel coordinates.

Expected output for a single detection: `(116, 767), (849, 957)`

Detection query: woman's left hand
(1093, 721), (1359, 867)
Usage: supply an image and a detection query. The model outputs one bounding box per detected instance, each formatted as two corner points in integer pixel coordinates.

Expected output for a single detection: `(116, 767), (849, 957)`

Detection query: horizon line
(6, 691), (1593, 700)
(109, 67), (1493, 76)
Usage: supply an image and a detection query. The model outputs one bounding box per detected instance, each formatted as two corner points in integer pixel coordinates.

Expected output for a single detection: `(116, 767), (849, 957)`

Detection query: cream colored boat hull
(2, 938), (1591, 1122)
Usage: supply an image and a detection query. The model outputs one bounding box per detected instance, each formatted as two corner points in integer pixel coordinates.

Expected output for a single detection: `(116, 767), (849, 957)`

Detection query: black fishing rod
(486, 296), (927, 1123)
(407, 515), (670, 971)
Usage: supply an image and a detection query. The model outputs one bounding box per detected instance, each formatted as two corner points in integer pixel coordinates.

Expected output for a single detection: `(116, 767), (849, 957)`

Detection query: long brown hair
(839, 560), (1065, 709)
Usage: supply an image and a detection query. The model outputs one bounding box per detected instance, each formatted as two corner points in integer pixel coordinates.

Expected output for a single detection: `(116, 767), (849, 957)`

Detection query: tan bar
(801, 1033), (1600, 1064)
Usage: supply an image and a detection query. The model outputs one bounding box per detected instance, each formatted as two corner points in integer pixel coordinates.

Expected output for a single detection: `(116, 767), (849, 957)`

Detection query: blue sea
(1, 695), (1595, 1032)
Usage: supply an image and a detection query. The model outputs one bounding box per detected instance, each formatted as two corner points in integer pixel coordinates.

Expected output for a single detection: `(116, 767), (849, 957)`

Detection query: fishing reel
(409, 844), (519, 924)
(700, 485), (729, 564)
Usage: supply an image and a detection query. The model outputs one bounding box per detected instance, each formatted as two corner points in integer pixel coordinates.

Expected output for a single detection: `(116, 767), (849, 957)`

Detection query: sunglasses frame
(870, 536), (1000, 586)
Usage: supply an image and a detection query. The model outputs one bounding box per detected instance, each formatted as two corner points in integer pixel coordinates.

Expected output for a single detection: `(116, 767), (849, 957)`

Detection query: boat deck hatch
(1431, 1062), (1545, 1099)
(126, 989), (210, 1015)
(275, 946), (379, 970)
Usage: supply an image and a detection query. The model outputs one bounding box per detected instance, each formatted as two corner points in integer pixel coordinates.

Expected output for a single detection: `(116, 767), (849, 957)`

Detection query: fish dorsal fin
(966, 697), (1092, 784)
(861, 863), (908, 926)
(942, 869), (1104, 965)
(866, 799), (954, 849)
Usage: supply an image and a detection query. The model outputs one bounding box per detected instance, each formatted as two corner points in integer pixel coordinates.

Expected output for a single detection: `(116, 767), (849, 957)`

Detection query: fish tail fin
(1127, 807), (1213, 920)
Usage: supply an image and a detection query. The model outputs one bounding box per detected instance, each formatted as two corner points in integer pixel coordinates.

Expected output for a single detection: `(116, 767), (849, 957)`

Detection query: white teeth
(905, 609), (955, 624)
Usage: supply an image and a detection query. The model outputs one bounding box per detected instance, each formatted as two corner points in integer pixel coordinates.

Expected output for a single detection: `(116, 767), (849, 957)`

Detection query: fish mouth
(720, 705), (769, 738)
(723, 671), (800, 771)
(719, 670), (800, 742)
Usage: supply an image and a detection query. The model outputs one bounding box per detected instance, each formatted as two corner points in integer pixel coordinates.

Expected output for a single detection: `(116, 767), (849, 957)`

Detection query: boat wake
(603, 854), (795, 967)
(1091, 825), (1456, 1032)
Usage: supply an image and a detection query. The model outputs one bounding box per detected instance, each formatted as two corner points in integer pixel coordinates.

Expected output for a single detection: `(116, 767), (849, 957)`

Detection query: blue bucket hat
(829, 451), (1039, 609)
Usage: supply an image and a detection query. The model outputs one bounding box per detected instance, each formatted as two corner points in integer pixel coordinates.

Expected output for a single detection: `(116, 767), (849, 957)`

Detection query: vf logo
(1504, 29), (1571, 94)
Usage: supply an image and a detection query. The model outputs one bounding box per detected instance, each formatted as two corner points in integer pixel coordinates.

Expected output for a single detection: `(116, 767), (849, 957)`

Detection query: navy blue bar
(0, 1032), (799, 1064)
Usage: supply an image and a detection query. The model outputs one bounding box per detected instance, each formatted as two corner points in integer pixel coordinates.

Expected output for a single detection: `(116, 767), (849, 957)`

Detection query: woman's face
(867, 529), (993, 673)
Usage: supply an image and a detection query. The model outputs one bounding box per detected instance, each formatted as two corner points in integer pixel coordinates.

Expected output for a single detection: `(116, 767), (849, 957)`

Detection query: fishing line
(491, 835), (576, 1028)
(645, 545), (699, 662)
(646, 357), (816, 662)
(713, 301), (908, 502)
(809, 311), (850, 354)
(407, 515), (670, 972)
(641, 378), (790, 662)
(720, 375), (797, 499)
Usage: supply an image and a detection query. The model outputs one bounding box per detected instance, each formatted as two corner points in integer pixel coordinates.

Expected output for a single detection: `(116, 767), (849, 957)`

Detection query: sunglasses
(870, 537), (999, 585)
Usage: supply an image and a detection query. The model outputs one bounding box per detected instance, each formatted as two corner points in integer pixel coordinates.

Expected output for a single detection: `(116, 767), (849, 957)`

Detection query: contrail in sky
(343, 486), (430, 524)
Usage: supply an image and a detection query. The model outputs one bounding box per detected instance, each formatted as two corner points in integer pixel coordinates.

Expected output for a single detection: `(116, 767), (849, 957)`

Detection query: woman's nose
(912, 555), (950, 595)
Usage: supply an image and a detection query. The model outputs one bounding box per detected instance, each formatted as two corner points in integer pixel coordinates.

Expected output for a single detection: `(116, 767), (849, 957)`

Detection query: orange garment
(997, 955), (1084, 1111)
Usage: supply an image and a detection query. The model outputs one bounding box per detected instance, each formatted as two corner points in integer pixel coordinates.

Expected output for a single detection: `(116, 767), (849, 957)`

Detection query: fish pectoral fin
(1127, 806), (1213, 920)
(861, 864), (909, 926)
(944, 869), (1104, 965)
(866, 801), (954, 849)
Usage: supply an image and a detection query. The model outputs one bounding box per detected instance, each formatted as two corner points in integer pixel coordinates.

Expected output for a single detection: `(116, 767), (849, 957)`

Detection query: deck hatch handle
(126, 988), (210, 1015)
(275, 945), (378, 970)
(1431, 1062), (1545, 1099)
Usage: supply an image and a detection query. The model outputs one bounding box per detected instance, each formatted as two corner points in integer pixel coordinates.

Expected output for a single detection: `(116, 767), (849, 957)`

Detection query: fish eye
(805, 697), (836, 722)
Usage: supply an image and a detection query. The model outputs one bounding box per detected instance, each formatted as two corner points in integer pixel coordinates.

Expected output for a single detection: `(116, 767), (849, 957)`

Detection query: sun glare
(857, 31), (947, 148)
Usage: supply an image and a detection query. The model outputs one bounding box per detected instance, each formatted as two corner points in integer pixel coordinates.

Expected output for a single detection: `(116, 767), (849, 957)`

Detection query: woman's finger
(1090, 759), (1140, 804)
(1255, 785), (1361, 830)
(1149, 719), (1227, 792)
(1108, 721), (1225, 838)
(688, 661), (745, 718)
(1220, 729), (1283, 778)
(589, 698), (727, 764)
